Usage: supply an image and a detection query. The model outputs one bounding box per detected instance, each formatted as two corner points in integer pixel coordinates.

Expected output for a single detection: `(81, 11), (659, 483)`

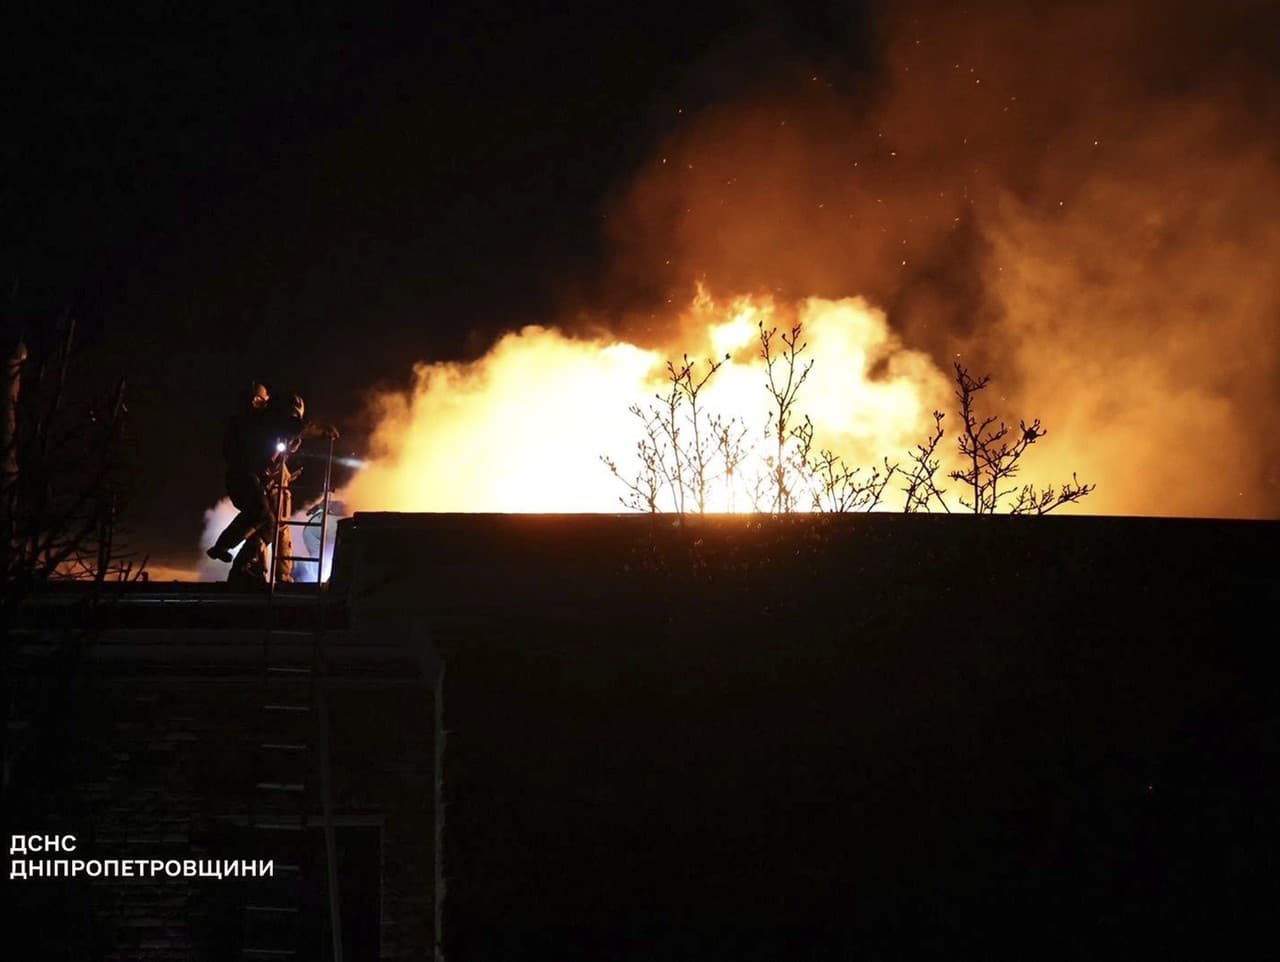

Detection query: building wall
(7, 613), (439, 961)
(334, 512), (1280, 961)
(11, 512), (1280, 960)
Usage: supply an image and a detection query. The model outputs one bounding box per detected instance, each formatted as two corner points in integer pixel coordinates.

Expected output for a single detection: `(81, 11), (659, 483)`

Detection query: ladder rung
(280, 519), (321, 527)
(246, 905), (300, 914)
(243, 950), (296, 957)
(255, 782), (304, 792)
(263, 704), (310, 713)
(266, 666), (310, 675)
(260, 743), (308, 751)
(252, 822), (306, 832)
(277, 555), (320, 563)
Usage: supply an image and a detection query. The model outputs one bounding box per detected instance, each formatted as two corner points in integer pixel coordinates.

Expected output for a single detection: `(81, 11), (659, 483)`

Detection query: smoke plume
(349, 0), (1280, 518)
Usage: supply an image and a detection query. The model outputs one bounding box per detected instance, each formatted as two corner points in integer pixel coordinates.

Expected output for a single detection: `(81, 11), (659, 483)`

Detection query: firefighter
(206, 389), (337, 587)
(206, 381), (271, 564)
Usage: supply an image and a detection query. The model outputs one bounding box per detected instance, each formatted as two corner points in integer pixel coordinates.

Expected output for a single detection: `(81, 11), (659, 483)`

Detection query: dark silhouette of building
(7, 512), (1279, 959)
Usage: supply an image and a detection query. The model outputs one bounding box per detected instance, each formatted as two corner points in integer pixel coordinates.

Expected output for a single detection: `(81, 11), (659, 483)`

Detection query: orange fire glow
(340, 0), (1280, 520)
(342, 290), (960, 514)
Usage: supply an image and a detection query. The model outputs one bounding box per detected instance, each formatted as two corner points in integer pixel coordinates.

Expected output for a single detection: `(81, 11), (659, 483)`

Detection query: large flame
(342, 291), (954, 514)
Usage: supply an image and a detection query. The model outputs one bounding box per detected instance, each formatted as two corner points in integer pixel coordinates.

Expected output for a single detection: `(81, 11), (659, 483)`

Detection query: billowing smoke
(592, 0), (1280, 517)
(338, 0), (1279, 519)
(197, 499), (238, 580)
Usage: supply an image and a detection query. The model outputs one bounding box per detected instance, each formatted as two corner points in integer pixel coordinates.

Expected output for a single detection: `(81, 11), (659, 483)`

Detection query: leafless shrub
(710, 411), (751, 513)
(3, 318), (145, 593)
(1009, 473), (1097, 515)
(948, 363), (1094, 514)
(758, 321), (813, 513)
(606, 332), (1096, 519)
(601, 404), (668, 513)
(901, 410), (950, 513)
(791, 415), (897, 512)
(671, 353), (726, 513)
(601, 351), (747, 517)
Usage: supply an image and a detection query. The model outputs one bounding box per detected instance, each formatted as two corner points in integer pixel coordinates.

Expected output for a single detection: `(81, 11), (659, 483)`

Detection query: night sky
(3, 1), (878, 567)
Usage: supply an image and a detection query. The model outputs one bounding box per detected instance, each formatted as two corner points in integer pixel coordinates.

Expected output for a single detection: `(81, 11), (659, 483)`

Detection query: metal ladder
(241, 437), (343, 961)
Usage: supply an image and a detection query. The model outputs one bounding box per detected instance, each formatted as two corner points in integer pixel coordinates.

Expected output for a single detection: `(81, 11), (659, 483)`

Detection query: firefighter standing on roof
(207, 388), (337, 587)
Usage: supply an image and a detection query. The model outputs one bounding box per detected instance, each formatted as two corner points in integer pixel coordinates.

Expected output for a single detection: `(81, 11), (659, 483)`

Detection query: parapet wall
(329, 512), (1279, 960)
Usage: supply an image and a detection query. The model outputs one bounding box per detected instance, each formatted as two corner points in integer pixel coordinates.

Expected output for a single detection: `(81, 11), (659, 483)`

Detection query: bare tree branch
(947, 363), (1093, 515)
(901, 410), (950, 513)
